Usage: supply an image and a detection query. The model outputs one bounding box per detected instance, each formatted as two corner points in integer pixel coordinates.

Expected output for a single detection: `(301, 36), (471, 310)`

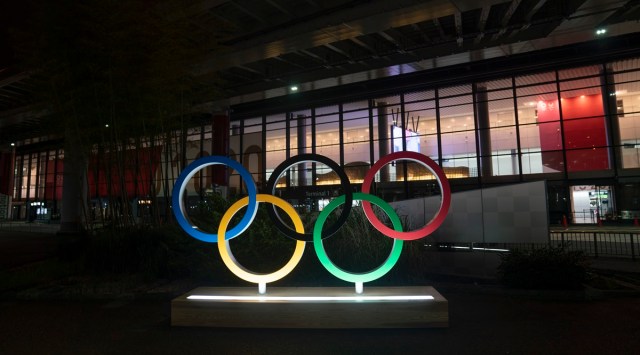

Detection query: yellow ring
(217, 194), (306, 284)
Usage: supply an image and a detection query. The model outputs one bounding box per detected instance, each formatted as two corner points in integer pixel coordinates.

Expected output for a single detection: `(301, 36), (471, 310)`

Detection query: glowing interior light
(187, 295), (435, 302)
(290, 85), (299, 92)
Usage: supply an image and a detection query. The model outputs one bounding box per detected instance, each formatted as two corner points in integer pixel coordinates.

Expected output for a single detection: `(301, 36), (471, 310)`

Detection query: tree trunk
(59, 133), (88, 234)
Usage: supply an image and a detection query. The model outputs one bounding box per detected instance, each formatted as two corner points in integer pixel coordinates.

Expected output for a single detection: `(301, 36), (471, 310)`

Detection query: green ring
(313, 192), (404, 283)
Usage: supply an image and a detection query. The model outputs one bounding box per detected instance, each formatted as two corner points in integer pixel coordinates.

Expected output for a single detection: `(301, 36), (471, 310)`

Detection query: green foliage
(497, 246), (589, 289)
(82, 225), (229, 282)
(79, 198), (432, 286)
(300, 205), (431, 284)
(187, 192), (296, 273)
(321, 207), (395, 273)
(227, 204), (297, 273)
(0, 259), (77, 292)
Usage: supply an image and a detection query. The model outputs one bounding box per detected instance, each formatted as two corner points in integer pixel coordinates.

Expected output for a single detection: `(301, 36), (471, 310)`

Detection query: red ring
(361, 151), (451, 241)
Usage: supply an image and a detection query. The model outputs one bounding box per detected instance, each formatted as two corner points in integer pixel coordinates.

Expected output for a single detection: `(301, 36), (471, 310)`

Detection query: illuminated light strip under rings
(361, 151), (451, 241)
(266, 153), (353, 242)
(313, 192), (404, 283)
(172, 156), (258, 243)
(218, 194), (306, 284)
(188, 295), (434, 301)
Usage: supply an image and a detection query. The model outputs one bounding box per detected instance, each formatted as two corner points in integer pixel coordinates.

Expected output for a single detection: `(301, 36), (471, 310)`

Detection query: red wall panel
(211, 114), (229, 186)
(87, 146), (163, 199)
(537, 94), (609, 172)
(0, 151), (14, 195)
(45, 159), (64, 200)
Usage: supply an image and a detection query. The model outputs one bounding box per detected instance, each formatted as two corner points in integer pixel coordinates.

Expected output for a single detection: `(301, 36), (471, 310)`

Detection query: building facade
(6, 49), (640, 226)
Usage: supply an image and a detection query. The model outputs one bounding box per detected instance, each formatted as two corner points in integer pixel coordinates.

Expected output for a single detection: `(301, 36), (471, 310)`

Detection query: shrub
(81, 225), (227, 282)
(497, 246), (589, 289)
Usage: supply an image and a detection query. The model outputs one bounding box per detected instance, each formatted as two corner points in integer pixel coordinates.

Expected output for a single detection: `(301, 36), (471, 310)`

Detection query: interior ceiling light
(596, 28), (607, 35)
(290, 85), (299, 92)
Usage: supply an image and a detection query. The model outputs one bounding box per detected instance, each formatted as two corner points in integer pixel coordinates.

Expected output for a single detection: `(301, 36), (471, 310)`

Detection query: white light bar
(187, 295), (434, 302)
(474, 247), (509, 252)
(448, 245), (509, 252)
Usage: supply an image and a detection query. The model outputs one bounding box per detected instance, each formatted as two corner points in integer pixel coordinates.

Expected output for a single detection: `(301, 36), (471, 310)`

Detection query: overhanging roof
(2, 0), (640, 144)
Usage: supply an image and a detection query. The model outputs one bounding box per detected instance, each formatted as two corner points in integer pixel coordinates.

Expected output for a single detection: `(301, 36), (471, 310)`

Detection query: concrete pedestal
(171, 286), (448, 328)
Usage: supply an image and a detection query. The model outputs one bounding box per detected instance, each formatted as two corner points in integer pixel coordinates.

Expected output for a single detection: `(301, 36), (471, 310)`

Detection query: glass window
(478, 79), (519, 177)
(315, 105), (340, 175)
(265, 115), (285, 185)
(342, 101), (370, 184)
(37, 152), (47, 200)
(229, 117), (262, 194)
(516, 81), (564, 175)
(405, 97), (438, 162)
(610, 60), (640, 169)
(559, 73), (609, 172)
(371, 100), (400, 182)
(439, 88), (477, 178)
(291, 110), (312, 155)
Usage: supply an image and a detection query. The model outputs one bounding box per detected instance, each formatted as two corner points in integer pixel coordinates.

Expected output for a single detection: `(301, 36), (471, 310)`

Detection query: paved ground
(0, 230), (59, 270)
(1, 287), (639, 355)
(1, 224), (640, 354)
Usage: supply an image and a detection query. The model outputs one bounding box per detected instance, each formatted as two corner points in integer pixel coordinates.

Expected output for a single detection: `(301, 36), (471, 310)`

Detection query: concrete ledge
(171, 286), (448, 328)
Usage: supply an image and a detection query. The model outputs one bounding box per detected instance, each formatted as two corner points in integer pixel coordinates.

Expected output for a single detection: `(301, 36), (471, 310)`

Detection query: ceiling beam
(474, 4), (491, 44)
(432, 18), (447, 40)
(525, 0), (548, 23)
(265, 0), (293, 18)
(229, 1), (268, 24)
(491, 0), (522, 41)
(272, 55), (306, 69)
(411, 23), (432, 45)
(502, 0), (522, 27)
(194, 0), (456, 74)
(454, 11), (463, 46)
(349, 37), (376, 54)
(323, 43), (352, 60)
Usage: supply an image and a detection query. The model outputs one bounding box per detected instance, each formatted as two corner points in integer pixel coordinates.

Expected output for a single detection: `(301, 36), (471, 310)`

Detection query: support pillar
(297, 114), (307, 187)
(212, 114), (230, 186)
(601, 65), (622, 171)
(475, 86), (493, 178)
(376, 102), (390, 182)
(59, 134), (88, 234)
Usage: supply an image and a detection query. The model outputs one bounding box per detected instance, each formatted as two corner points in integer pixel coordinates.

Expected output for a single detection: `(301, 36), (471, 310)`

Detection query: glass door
(571, 185), (612, 224)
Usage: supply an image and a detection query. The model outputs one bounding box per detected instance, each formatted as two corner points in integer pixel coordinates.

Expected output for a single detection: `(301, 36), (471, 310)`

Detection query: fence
(550, 231), (639, 260)
(0, 220), (60, 234)
(425, 231), (640, 261)
(2, 219), (638, 260)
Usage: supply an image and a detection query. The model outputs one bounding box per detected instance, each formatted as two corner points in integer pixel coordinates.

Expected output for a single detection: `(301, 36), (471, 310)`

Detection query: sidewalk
(589, 257), (640, 274)
(1, 284), (640, 355)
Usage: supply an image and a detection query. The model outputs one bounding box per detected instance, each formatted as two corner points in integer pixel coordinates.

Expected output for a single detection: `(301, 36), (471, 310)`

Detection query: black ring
(266, 153), (353, 242)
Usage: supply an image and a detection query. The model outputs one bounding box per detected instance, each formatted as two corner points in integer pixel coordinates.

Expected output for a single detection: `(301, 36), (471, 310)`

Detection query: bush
(497, 246), (589, 289)
(81, 225), (228, 282)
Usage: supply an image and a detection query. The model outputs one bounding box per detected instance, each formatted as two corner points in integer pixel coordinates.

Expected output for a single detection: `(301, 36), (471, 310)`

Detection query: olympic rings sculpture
(172, 151), (451, 290)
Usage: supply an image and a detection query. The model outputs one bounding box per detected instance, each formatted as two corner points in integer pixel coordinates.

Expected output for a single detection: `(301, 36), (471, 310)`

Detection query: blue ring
(171, 156), (258, 243)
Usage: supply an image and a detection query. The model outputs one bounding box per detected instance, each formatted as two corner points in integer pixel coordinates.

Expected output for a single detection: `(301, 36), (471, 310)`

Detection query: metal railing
(0, 220), (60, 234)
(550, 231), (639, 260)
(425, 231), (640, 261)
